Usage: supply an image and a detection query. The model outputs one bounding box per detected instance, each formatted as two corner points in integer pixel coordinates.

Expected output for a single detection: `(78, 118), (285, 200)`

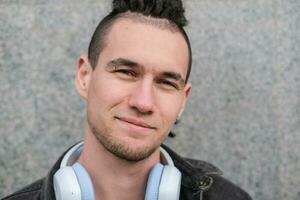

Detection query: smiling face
(76, 17), (191, 161)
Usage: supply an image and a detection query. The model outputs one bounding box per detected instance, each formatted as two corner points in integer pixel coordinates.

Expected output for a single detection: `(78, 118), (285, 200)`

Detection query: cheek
(157, 94), (184, 124)
(88, 78), (131, 113)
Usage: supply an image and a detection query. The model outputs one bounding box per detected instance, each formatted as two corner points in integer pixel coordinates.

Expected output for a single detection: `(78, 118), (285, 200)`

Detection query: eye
(157, 79), (179, 90)
(114, 69), (137, 77)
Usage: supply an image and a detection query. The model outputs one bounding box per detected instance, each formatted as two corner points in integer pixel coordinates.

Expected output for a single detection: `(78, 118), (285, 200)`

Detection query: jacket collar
(40, 142), (222, 200)
(161, 144), (222, 191)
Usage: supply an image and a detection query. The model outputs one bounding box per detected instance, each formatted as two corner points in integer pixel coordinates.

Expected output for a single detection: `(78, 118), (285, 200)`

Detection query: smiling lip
(116, 117), (156, 129)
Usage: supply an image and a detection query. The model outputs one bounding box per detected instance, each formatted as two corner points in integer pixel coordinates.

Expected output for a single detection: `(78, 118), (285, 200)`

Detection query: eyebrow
(107, 57), (185, 87)
(107, 58), (143, 69)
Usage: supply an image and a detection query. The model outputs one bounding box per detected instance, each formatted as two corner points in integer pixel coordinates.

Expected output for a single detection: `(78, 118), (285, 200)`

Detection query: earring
(169, 117), (180, 138)
(169, 131), (176, 138)
(175, 118), (181, 125)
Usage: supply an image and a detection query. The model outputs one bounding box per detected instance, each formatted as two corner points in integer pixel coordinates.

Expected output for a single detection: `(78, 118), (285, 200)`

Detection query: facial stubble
(88, 119), (159, 162)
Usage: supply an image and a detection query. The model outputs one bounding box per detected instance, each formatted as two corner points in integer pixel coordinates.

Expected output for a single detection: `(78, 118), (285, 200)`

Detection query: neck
(77, 125), (161, 200)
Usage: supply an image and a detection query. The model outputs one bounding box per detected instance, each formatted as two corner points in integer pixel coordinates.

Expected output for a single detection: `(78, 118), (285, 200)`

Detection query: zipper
(192, 176), (214, 200)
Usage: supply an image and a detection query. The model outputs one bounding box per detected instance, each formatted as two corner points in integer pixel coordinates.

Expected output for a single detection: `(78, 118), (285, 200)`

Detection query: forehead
(99, 17), (189, 77)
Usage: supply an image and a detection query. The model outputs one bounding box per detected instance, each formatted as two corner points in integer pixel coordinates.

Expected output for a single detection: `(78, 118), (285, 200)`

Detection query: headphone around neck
(53, 142), (182, 200)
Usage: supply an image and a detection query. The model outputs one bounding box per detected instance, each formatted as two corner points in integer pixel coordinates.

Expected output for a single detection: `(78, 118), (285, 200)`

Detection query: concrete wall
(0, 1), (299, 199)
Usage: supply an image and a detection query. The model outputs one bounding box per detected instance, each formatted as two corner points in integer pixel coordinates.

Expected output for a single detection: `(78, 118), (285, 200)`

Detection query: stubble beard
(89, 121), (159, 162)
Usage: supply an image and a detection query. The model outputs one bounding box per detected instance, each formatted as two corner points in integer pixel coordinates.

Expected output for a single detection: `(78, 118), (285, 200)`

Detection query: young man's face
(77, 18), (191, 161)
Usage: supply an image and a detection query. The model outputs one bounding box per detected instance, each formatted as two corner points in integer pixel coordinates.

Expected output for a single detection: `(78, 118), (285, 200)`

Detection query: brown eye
(158, 79), (179, 90)
(115, 69), (137, 77)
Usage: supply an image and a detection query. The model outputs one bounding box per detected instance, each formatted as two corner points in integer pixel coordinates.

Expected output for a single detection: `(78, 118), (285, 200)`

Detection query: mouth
(115, 117), (156, 130)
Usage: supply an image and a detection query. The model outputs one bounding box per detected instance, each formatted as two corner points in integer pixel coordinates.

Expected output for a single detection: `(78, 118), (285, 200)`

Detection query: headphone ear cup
(158, 166), (182, 200)
(145, 163), (164, 200)
(53, 166), (82, 200)
(72, 163), (95, 200)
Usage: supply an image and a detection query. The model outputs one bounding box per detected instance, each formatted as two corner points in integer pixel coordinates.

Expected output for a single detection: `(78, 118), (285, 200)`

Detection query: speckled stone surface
(0, 1), (299, 199)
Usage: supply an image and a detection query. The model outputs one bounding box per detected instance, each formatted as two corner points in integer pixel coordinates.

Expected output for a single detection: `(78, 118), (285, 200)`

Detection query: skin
(75, 17), (191, 200)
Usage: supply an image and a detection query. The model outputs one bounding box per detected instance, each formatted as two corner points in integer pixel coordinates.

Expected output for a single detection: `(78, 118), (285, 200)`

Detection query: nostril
(130, 104), (153, 115)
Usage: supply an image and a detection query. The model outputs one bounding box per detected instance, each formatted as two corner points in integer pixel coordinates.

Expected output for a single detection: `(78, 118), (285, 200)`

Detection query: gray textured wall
(0, 1), (299, 199)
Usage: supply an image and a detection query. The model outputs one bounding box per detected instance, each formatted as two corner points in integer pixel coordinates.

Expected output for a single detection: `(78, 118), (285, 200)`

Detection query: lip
(115, 117), (156, 130)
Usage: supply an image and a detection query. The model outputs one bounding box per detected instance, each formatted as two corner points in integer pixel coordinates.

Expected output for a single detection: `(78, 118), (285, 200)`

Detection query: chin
(117, 139), (159, 161)
(99, 134), (160, 162)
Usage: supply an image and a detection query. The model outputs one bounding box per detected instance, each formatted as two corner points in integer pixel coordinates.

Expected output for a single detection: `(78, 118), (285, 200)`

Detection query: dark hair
(88, 0), (192, 83)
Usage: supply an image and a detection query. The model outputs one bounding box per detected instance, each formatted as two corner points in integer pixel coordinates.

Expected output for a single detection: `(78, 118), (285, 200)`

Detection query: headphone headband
(60, 142), (84, 168)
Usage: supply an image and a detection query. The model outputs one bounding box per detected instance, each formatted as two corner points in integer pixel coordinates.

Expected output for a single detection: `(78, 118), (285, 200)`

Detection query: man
(3, 0), (252, 200)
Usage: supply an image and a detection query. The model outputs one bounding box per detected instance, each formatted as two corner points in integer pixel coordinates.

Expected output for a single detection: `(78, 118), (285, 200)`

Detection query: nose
(128, 79), (155, 115)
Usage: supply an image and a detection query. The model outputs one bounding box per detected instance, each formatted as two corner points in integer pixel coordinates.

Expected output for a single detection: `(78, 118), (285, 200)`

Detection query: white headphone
(53, 142), (181, 200)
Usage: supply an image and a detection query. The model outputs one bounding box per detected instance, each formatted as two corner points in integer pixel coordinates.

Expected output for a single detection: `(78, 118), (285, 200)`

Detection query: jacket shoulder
(2, 179), (44, 200)
(161, 145), (252, 200)
(206, 174), (252, 200)
(182, 157), (252, 200)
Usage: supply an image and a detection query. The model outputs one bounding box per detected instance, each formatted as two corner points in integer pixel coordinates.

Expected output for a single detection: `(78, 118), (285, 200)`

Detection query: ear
(178, 82), (192, 117)
(75, 56), (93, 100)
